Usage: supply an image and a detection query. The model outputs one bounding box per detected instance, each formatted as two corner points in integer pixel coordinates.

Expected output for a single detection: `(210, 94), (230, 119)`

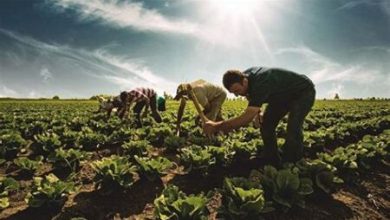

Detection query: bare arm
(176, 98), (186, 128)
(203, 106), (260, 135)
(218, 106), (260, 133)
(118, 100), (133, 119)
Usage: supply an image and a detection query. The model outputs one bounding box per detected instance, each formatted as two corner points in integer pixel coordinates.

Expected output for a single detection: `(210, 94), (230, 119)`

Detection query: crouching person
(119, 87), (162, 127)
(174, 79), (227, 128)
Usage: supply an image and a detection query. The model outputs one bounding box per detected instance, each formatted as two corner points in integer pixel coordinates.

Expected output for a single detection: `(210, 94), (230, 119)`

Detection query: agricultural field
(0, 99), (389, 220)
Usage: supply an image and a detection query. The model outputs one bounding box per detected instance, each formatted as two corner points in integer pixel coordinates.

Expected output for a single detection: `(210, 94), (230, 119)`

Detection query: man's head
(223, 70), (248, 97)
(174, 83), (190, 100)
(120, 91), (129, 103)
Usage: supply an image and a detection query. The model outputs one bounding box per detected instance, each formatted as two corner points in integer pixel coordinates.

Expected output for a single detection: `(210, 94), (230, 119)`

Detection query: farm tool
(176, 84), (210, 137)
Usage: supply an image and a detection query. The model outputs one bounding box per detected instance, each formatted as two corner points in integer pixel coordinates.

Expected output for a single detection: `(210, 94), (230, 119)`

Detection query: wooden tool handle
(187, 85), (208, 124)
(176, 98), (187, 136)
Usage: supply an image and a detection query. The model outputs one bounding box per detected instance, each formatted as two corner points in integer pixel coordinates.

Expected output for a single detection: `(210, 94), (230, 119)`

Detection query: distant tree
(334, 93), (340, 100)
(53, 95), (60, 100)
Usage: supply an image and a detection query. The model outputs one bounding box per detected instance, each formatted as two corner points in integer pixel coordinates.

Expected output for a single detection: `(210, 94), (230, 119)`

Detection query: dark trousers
(260, 87), (315, 166)
(133, 95), (162, 127)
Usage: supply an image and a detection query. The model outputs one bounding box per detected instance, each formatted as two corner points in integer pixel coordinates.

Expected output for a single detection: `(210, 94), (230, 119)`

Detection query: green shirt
(245, 67), (314, 107)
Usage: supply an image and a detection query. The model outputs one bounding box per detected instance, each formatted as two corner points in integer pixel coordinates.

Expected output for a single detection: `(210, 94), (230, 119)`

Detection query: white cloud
(40, 67), (53, 82)
(327, 83), (344, 98)
(275, 45), (383, 85)
(337, 0), (388, 10)
(337, 0), (390, 17)
(0, 28), (177, 95)
(47, 0), (197, 34)
(0, 85), (18, 98)
(45, 0), (267, 48)
(28, 90), (39, 98)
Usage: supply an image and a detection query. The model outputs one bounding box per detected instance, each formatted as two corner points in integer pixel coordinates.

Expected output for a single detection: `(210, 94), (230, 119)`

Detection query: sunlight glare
(207, 0), (265, 17)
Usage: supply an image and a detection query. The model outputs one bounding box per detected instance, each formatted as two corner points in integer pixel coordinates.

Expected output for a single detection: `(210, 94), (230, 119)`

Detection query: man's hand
(203, 120), (222, 136)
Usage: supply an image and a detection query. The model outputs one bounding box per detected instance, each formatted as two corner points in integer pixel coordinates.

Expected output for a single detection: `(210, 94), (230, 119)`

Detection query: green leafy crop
(0, 177), (19, 209)
(91, 155), (139, 193)
(134, 156), (174, 181)
(25, 173), (75, 208)
(219, 177), (273, 219)
(259, 165), (313, 210)
(154, 185), (210, 220)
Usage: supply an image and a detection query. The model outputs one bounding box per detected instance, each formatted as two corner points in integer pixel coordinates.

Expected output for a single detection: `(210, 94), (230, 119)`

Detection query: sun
(207, 0), (265, 17)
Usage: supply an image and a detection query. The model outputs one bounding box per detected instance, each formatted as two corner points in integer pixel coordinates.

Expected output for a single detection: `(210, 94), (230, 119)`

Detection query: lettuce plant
(225, 140), (258, 160)
(91, 155), (139, 193)
(295, 159), (343, 194)
(33, 132), (62, 154)
(145, 125), (173, 146)
(76, 127), (106, 150)
(23, 121), (48, 138)
(179, 145), (216, 173)
(25, 173), (75, 208)
(60, 129), (79, 147)
(107, 127), (135, 144)
(206, 145), (234, 166)
(154, 185), (210, 220)
(48, 148), (90, 171)
(0, 177), (19, 209)
(68, 116), (87, 131)
(121, 140), (151, 156)
(219, 177), (273, 219)
(0, 132), (27, 159)
(259, 165), (313, 210)
(13, 156), (43, 175)
(134, 156), (174, 181)
(164, 135), (186, 151)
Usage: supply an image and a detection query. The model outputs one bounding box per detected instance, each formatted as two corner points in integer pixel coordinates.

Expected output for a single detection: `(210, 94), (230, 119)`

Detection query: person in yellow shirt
(174, 80), (227, 130)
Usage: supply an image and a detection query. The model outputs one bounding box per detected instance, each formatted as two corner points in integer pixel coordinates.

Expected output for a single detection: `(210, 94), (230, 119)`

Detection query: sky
(0, 0), (389, 99)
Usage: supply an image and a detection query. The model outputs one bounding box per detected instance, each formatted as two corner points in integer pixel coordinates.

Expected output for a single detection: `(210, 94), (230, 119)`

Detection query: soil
(1, 156), (389, 220)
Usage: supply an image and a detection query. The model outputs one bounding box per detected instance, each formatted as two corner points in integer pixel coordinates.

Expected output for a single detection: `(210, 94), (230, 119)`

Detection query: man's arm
(176, 98), (186, 128)
(203, 106), (260, 135)
(117, 99), (132, 119)
(219, 106), (260, 132)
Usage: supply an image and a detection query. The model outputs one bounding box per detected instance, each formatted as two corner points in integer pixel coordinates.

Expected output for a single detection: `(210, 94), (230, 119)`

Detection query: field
(0, 99), (389, 220)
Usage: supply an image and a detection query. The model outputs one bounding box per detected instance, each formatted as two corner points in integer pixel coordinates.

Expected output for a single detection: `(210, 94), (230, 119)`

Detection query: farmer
(174, 79), (227, 129)
(97, 95), (123, 117)
(203, 67), (315, 166)
(119, 87), (163, 127)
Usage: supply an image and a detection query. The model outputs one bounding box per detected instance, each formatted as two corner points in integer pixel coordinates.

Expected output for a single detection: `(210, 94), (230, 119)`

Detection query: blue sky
(0, 0), (389, 98)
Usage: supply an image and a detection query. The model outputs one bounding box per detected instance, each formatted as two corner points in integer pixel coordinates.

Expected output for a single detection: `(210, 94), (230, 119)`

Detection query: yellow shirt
(190, 80), (226, 107)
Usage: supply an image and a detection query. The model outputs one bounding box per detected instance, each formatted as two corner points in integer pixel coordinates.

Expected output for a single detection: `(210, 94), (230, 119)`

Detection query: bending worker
(203, 67), (315, 166)
(174, 79), (227, 130)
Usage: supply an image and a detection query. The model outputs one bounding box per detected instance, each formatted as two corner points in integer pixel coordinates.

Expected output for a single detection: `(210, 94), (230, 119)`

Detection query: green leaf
(298, 178), (313, 195)
(276, 170), (300, 191)
(0, 197), (10, 209)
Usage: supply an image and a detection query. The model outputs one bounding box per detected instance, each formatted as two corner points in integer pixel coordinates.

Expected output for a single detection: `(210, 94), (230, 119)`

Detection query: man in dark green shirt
(203, 67), (315, 166)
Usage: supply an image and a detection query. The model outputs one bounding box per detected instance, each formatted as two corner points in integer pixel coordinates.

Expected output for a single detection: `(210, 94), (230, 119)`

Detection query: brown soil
(1, 158), (389, 220)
